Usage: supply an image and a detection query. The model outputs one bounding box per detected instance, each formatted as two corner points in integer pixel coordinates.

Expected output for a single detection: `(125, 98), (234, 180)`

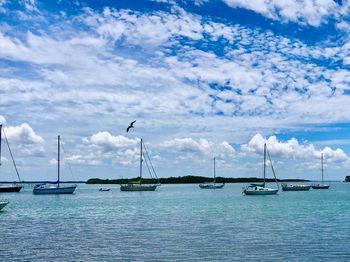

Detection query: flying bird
(126, 120), (136, 133)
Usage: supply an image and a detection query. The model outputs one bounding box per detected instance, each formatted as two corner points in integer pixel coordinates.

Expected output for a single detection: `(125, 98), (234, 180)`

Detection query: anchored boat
(312, 153), (329, 190)
(0, 199), (9, 211)
(120, 138), (160, 191)
(0, 124), (23, 193)
(281, 184), (311, 191)
(243, 143), (279, 195)
(33, 135), (77, 194)
(199, 157), (224, 189)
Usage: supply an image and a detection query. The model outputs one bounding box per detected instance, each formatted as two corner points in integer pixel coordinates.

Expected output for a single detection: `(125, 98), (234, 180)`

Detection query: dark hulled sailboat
(312, 153), (330, 190)
(33, 135), (76, 194)
(0, 124), (23, 193)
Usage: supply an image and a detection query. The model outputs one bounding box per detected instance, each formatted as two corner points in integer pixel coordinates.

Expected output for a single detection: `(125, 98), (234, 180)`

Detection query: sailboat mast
(321, 153), (324, 185)
(2, 126), (22, 183)
(0, 124), (2, 166)
(58, 135), (60, 187)
(213, 157), (216, 184)
(263, 143), (266, 187)
(139, 138), (143, 184)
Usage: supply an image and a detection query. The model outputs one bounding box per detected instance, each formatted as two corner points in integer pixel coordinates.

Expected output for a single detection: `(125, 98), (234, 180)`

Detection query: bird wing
(126, 126), (131, 132)
(131, 120), (136, 125)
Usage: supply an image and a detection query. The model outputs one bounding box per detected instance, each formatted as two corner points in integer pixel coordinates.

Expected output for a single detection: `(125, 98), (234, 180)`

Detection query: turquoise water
(1, 183), (350, 261)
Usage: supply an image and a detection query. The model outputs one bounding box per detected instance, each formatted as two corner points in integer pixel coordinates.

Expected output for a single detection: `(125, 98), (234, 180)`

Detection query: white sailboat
(281, 184), (311, 191)
(312, 153), (330, 189)
(242, 143), (279, 195)
(199, 157), (224, 189)
(120, 138), (160, 191)
(0, 124), (23, 193)
(33, 135), (77, 194)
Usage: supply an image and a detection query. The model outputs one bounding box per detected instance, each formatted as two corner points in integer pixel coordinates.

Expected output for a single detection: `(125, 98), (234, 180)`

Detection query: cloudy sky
(1, 0), (350, 181)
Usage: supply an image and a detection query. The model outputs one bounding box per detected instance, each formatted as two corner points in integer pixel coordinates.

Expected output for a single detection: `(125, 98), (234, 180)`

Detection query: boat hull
(199, 183), (225, 189)
(33, 185), (77, 194)
(281, 185), (311, 191)
(120, 185), (158, 191)
(312, 184), (330, 189)
(0, 200), (9, 210)
(243, 186), (278, 195)
(0, 185), (22, 193)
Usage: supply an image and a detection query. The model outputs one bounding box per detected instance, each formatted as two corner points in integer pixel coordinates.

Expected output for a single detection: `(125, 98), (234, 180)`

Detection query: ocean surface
(1, 182), (350, 261)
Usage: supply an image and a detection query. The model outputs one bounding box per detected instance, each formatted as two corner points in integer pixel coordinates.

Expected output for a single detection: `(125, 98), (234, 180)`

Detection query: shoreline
(86, 176), (311, 185)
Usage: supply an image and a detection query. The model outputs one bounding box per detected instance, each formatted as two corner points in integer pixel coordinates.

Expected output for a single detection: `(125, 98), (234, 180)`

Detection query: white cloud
(1, 1), (350, 179)
(64, 154), (101, 166)
(0, 115), (6, 124)
(80, 132), (141, 166)
(5, 123), (44, 144)
(0, 122), (44, 157)
(89, 132), (139, 152)
(241, 133), (350, 165)
(223, 0), (341, 26)
(161, 137), (235, 160)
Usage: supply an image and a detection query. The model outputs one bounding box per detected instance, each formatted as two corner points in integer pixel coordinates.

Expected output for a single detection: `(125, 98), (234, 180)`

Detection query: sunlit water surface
(1, 183), (350, 261)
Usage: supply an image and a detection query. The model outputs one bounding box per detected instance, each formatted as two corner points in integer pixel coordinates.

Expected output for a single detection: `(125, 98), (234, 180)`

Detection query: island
(86, 176), (309, 184)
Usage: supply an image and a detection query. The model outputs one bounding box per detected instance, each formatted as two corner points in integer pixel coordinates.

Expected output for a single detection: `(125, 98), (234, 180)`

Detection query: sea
(1, 182), (350, 261)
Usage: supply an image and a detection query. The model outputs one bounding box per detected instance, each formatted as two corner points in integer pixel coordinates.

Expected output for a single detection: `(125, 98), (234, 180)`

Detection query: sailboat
(0, 124), (23, 193)
(0, 199), (9, 211)
(242, 143), (279, 195)
(199, 157), (225, 189)
(33, 135), (77, 194)
(281, 183), (311, 191)
(120, 138), (160, 191)
(312, 153), (330, 189)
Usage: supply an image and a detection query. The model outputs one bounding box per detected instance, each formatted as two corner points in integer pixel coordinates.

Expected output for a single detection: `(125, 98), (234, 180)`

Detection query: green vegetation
(86, 176), (309, 184)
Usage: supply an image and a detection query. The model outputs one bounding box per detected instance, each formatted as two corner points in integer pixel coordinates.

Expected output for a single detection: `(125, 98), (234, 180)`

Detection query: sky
(1, 0), (350, 181)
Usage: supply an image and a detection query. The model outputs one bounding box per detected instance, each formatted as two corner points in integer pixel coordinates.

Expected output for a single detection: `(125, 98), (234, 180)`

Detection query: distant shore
(86, 176), (310, 184)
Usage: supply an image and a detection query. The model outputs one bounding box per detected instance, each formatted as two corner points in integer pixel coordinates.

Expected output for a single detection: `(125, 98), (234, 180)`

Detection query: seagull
(126, 120), (136, 133)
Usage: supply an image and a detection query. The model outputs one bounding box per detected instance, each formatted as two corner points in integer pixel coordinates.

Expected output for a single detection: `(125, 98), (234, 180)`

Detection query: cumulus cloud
(0, 115), (5, 124)
(0, 122), (44, 157)
(5, 123), (44, 144)
(161, 137), (235, 161)
(1, 0), (350, 179)
(79, 132), (141, 166)
(89, 131), (139, 152)
(241, 133), (349, 165)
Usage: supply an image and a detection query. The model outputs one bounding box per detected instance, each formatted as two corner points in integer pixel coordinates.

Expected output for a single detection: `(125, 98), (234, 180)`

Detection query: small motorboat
(99, 188), (110, 191)
(0, 199), (9, 211)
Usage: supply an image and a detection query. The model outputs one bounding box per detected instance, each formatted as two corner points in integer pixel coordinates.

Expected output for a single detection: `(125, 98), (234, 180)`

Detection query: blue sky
(1, 0), (350, 181)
